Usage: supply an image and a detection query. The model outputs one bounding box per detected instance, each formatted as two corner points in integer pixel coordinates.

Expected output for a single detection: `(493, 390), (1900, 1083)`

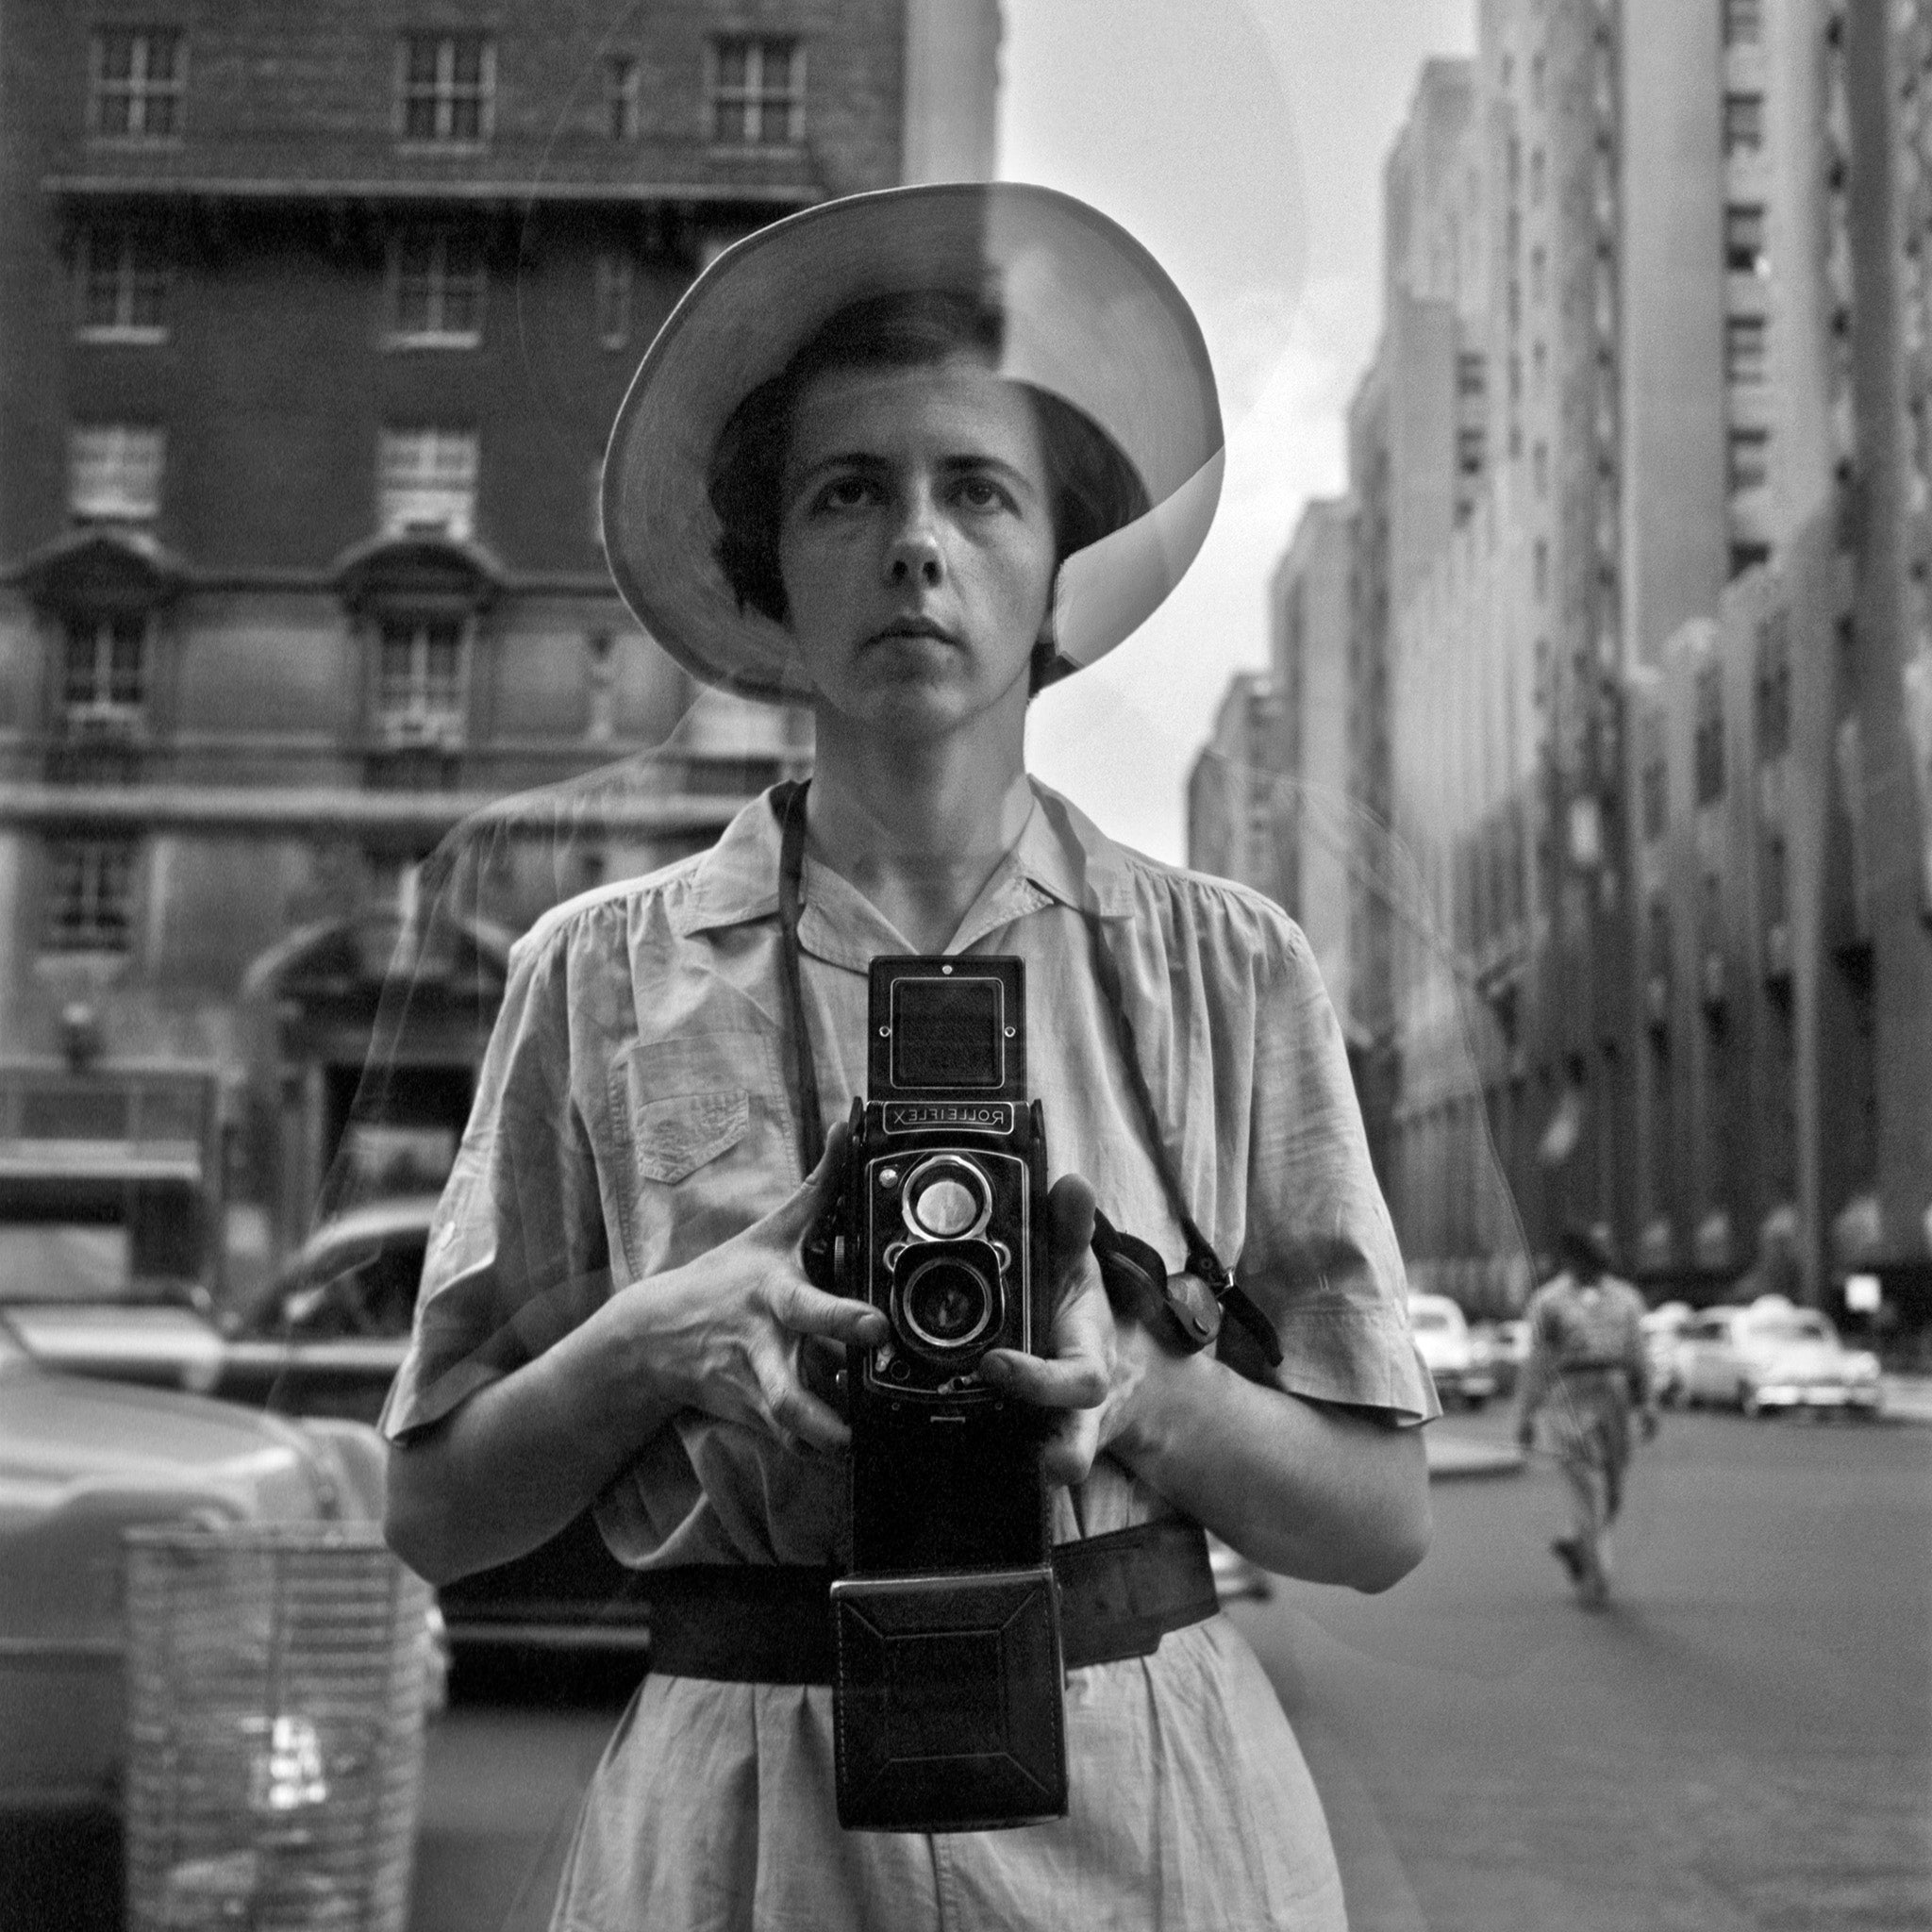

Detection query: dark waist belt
(639, 1518), (1218, 1684)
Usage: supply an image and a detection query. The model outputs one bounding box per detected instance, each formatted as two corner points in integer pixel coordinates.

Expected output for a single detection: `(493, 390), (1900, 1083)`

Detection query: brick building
(0, 0), (999, 1300)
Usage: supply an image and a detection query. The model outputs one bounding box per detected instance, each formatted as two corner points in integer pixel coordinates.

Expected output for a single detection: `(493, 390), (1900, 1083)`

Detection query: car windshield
(1747, 1313), (1834, 1345)
(1410, 1307), (1453, 1331)
(0, 1221), (199, 1306)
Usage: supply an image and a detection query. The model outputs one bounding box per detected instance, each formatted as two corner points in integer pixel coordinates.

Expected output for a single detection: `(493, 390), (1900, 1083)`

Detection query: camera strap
(774, 779), (826, 1175)
(770, 778), (1279, 1367)
(1032, 793), (1284, 1369)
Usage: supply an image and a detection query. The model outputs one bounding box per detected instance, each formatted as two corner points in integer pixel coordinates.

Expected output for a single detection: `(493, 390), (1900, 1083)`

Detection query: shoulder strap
(772, 781), (825, 1174)
(1073, 903), (1281, 1366)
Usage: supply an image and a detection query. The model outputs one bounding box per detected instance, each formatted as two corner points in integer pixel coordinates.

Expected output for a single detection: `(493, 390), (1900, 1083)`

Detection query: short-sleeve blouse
(383, 781), (1433, 1517)
(381, 780), (1435, 1931)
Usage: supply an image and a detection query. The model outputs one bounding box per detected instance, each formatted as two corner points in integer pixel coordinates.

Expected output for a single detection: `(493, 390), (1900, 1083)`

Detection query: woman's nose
(885, 492), (944, 588)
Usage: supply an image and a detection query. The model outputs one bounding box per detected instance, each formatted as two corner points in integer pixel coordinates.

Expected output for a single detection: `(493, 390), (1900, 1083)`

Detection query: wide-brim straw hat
(601, 182), (1224, 705)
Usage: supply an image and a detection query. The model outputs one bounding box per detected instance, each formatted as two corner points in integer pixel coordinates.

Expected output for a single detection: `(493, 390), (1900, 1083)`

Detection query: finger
(978, 1347), (1108, 1410)
(1046, 1171), (1097, 1278)
(756, 1343), (852, 1455)
(772, 1273), (890, 1346)
(1039, 1408), (1101, 1488)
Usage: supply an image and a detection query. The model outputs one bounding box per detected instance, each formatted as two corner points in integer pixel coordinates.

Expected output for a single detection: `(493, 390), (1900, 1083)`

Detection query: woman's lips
(867, 618), (959, 648)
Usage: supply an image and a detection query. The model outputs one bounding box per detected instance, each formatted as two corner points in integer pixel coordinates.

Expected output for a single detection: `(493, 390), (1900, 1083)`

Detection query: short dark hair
(1557, 1224), (1613, 1282)
(708, 289), (1151, 695)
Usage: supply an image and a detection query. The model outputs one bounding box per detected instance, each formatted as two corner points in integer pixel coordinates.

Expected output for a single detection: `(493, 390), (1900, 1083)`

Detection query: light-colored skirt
(550, 1613), (1346, 1932)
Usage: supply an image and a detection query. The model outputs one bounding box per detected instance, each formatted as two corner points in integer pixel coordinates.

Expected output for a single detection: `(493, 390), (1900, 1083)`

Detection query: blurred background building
(0, 0), (1000, 1304)
(1193, 0), (1932, 1334)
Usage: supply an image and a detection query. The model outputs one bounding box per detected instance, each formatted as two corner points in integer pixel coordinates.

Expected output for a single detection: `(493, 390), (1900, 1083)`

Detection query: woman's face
(774, 353), (1057, 741)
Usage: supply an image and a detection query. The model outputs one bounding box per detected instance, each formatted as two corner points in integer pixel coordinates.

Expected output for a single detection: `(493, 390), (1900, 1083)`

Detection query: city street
(407, 1410), (1932, 1931)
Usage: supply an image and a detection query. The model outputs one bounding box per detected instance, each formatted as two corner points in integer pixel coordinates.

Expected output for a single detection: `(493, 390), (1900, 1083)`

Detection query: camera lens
(902, 1157), (991, 1241)
(898, 1255), (997, 1355)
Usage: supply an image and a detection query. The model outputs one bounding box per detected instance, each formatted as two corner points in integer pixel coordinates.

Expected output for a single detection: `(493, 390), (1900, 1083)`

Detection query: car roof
(289, 1193), (441, 1273)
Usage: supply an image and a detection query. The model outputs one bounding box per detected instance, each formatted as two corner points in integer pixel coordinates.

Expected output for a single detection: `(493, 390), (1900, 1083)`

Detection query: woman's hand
(621, 1121), (888, 1456)
(979, 1172), (1158, 1487)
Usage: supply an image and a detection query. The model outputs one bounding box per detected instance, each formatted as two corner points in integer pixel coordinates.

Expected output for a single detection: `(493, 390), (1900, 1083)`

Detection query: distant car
(1640, 1300), (1695, 1406)
(1468, 1320), (1523, 1399)
(1676, 1296), (1883, 1417)
(4, 1196), (651, 1663)
(0, 1314), (412, 1922)
(1408, 1293), (1497, 1409)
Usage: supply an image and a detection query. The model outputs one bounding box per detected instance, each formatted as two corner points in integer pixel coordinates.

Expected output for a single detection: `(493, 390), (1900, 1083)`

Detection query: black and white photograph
(2, 3), (1928, 1928)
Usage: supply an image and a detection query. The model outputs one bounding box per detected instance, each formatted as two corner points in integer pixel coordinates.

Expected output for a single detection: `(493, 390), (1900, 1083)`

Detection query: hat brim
(601, 182), (1224, 705)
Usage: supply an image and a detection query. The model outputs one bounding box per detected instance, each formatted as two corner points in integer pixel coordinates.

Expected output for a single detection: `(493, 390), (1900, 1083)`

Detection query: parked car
(3, 1197), (652, 1662)
(0, 1314), (414, 1928)
(1407, 1293), (1497, 1409)
(1640, 1299), (1695, 1405)
(1675, 1296), (1883, 1417)
(1468, 1319), (1524, 1399)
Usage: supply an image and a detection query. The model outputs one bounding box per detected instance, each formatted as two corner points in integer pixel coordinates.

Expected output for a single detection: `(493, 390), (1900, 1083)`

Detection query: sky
(1001, 0), (1474, 862)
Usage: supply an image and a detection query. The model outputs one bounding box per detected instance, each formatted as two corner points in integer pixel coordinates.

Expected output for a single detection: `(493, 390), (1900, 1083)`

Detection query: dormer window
(375, 619), (466, 747)
(377, 427), (477, 541)
(62, 614), (149, 734)
(69, 425), (164, 524)
(90, 28), (185, 141)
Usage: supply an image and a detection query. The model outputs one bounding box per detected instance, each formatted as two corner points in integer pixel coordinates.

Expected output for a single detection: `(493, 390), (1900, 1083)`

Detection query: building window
(391, 228), (485, 345)
(1757, 610), (1790, 759)
(608, 57), (641, 139)
(376, 621), (465, 741)
(62, 614), (149, 727)
(1457, 351), (1486, 398)
(90, 28), (185, 141)
(1728, 425), (1771, 492)
(1729, 541), (1772, 578)
(1724, 204), (1768, 275)
(1723, 0), (1763, 45)
(377, 428), (477, 540)
(77, 226), (168, 340)
(1533, 540), (1548, 602)
(1641, 714), (1668, 842)
(1457, 425), (1485, 479)
(1762, 833), (1788, 924)
(1694, 664), (1726, 805)
(708, 36), (804, 148)
(399, 34), (494, 144)
(1723, 93), (1764, 158)
(44, 839), (137, 953)
(1725, 315), (1768, 385)
(595, 252), (632, 349)
(69, 425), (164, 523)
(1533, 441), (1548, 499)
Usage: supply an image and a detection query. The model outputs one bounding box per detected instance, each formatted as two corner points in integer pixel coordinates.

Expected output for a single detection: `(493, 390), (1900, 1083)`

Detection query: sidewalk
(1882, 1374), (1932, 1424)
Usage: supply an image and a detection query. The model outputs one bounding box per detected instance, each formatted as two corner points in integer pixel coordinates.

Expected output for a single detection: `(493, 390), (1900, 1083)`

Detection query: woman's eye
(955, 477), (1010, 510)
(813, 476), (876, 512)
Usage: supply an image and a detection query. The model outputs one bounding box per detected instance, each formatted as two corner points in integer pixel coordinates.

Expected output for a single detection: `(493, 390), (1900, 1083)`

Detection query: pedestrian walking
(378, 183), (1439, 1930)
(1515, 1225), (1657, 1606)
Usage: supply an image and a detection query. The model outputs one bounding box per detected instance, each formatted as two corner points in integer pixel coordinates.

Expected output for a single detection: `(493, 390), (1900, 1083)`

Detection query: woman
(382, 183), (1437, 1929)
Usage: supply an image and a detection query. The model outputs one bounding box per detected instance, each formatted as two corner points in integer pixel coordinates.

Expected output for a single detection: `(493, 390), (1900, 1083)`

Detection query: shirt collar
(668, 779), (1137, 942)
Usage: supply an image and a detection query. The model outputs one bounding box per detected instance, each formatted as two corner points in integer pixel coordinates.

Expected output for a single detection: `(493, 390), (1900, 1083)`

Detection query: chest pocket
(606, 1028), (790, 1277)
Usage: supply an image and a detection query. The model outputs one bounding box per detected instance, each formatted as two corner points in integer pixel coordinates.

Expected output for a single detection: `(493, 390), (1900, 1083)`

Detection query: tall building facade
(1201, 0), (1931, 1324)
(0, 1), (999, 1301)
